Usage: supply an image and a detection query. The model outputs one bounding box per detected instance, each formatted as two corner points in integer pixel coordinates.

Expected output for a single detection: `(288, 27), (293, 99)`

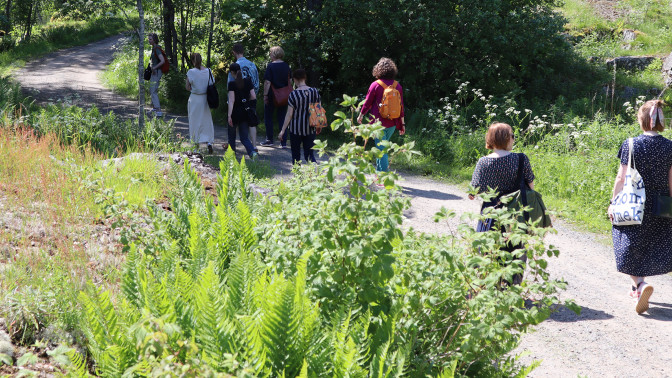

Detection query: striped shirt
(287, 87), (320, 136)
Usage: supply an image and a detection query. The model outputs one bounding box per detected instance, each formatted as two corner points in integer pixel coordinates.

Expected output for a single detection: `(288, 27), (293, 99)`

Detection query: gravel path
(15, 35), (672, 377)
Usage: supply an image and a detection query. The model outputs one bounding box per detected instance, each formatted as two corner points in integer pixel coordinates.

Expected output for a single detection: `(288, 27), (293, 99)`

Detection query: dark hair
(149, 33), (159, 44)
(293, 68), (307, 81)
(485, 122), (513, 150)
(233, 43), (244, 55)
(229, 62), (244, 89)
(372, 57), (398, 80)
(191, 52), (202, 69)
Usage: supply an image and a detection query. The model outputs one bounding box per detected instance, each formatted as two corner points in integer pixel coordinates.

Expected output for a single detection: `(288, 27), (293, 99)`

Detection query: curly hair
(638, 99), (666, 132)
(372, 57), (398, 80)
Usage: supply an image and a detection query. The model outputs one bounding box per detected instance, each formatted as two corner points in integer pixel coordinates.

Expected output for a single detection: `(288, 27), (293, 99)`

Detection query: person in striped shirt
(278, 69), (318, 164)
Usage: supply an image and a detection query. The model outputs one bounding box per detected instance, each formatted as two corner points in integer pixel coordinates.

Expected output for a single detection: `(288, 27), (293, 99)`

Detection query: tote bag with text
(611, 138), (645, 226)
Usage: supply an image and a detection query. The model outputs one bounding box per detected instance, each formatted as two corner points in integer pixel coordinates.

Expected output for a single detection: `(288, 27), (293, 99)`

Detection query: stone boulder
(606, 56), (656, 71)
(662, 52), (672, 86)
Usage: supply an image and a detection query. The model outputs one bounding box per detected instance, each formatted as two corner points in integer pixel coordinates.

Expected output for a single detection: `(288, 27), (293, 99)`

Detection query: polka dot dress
(613, 135), (672, 277)
(471, 153), (534, 199)
(471, 153), (534, 231)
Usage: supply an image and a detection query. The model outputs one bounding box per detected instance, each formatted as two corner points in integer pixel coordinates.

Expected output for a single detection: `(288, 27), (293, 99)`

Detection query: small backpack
(377, 79), (402, 120)
(309, 102), (328, 134)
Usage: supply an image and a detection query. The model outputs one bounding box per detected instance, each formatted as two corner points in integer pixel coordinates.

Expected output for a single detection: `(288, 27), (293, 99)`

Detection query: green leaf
(16, 352), (38, 367)
(0, 353), (12, 366)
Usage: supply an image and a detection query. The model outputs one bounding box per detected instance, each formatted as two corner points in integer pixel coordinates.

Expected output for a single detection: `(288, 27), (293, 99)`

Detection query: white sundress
(186, 68), (215, 144)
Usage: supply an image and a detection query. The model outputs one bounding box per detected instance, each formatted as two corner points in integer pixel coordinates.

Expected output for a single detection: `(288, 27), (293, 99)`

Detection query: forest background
(0, 0), (670, 376)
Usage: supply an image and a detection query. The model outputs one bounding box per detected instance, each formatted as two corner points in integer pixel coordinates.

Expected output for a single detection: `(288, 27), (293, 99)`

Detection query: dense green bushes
(222, 0), (585, 107)
(75, 98), (574, 376)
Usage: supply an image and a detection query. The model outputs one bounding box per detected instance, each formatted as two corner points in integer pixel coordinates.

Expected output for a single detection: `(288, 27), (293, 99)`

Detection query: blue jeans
(264, 101), (288, 146)
(375, 126), (396, 172)
(290, 132), (316, 164)
(229, 121), (255, 157)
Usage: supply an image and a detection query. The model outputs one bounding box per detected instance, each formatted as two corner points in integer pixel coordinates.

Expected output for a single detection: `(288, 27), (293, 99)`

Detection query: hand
(357, 114), (363, 124)
(399, 125), (406, 136)
(228, 116), (233, 127)
(278, 131), (284, 141)
(468, 194), (475, 200)
(607, 204), (614, 221)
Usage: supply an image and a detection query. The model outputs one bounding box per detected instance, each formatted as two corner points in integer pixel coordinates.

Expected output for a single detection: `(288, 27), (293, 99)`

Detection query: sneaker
(281, 144), (289, 149)
(155, 111), (163, 117)
(260, 140), (274, 147)
(635, 282), (654, 314)
(207, 144), (213, 154)
(251, 151), (259, 160)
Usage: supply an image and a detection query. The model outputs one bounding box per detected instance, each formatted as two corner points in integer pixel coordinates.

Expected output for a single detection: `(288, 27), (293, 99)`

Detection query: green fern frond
(65, 349), (91, 377)
(121, 246), (141, 308)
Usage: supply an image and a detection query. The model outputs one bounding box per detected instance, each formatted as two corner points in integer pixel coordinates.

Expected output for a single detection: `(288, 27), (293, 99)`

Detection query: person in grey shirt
(227, 43), (259, 150)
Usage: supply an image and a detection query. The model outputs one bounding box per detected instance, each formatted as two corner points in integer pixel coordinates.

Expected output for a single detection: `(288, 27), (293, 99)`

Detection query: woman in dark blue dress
(609, 99), (672, 314)
(469, 122), (535, 285)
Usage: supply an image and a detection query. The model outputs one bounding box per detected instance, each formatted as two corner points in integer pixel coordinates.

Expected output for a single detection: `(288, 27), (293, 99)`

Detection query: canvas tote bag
(611, 138), (645, 226)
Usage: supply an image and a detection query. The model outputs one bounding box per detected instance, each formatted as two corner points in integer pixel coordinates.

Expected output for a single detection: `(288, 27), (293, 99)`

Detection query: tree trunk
(24, 0), (32, 42)
(162, 0), (176, 68)
(5, 0), (11, 23)
(137, 0), (145, 129)
(207, 0), (214, 67)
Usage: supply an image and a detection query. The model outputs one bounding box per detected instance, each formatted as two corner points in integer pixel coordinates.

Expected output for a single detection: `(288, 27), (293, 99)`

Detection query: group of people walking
(148, 34), (406, 171)
(151, 34), (672, 316)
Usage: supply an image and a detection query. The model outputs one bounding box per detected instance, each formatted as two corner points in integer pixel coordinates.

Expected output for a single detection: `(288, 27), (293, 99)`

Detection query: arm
(249, 88), (256, 101)
(357, 83), (377, 123)
(608, 164), (628, 219)
(399, 83), (406, 135)
(228, 91), (235, 127)
(278, 106), (294, 140)
(263, 80), (271, 105)
(185, 74), (192, 91)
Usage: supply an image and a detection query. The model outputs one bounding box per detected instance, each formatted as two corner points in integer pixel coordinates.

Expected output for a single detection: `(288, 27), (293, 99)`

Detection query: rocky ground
(11, 34), (672, 377)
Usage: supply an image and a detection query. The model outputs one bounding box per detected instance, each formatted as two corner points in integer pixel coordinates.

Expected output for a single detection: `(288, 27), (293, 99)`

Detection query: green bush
(74, 95), (573, 376)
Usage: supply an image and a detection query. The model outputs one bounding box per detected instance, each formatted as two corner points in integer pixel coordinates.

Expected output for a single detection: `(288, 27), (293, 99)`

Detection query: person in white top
(185, 53), (215, 153)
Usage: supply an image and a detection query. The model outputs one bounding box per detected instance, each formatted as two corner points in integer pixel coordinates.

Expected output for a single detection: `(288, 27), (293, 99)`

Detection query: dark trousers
(228, 121), (255, 157)
(264, 101), (288, 146)
(477, 203), (526, 286)
(290, 132), (316, 164)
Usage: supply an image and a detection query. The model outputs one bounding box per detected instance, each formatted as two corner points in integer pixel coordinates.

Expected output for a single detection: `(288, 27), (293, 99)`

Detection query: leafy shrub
(74, 95), (573, 376)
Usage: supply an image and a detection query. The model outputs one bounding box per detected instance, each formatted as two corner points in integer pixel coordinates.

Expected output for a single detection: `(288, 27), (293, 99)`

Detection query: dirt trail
(14, 35), (672, 377)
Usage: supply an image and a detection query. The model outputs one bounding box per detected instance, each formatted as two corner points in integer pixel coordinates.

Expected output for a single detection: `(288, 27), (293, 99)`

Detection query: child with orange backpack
(357, 57), (405, 175)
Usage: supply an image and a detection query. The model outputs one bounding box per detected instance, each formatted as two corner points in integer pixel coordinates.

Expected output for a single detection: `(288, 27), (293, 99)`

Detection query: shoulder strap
(517, 153), (530, 221)
(391, 80), (398, 89)
(376, 79), (388, 89)
(627, 138), (636, 170)
(208, 69), (214, 85)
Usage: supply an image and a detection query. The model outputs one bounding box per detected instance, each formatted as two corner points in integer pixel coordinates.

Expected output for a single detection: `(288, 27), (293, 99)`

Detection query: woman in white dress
(185, 53), (215, 153)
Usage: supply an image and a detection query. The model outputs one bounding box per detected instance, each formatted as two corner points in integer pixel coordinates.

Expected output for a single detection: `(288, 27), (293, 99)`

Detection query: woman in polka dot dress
(469, 122), (535, 285)
(609, 99), (672, 314)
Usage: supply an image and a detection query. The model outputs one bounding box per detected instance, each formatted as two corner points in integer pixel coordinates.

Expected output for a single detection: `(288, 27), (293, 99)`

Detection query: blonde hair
(269, 46), (284, 60)
(485, 122), (513, 150)
(638, 99), (666, 132)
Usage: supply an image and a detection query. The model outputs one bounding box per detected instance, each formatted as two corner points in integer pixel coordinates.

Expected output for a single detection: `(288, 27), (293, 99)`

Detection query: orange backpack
(309, 102), (328, 134)
(377, 80), (402, 120)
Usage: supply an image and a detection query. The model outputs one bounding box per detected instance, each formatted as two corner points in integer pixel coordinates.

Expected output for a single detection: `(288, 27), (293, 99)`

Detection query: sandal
(635, 282), (654, 314)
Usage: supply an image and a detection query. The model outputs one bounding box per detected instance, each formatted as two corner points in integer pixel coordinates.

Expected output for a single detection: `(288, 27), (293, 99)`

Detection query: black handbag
(242, 98), (259, 127)
(206, 69), (219, 109)
(144, 63), (152, 81)
(653, 194), (672, 218)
